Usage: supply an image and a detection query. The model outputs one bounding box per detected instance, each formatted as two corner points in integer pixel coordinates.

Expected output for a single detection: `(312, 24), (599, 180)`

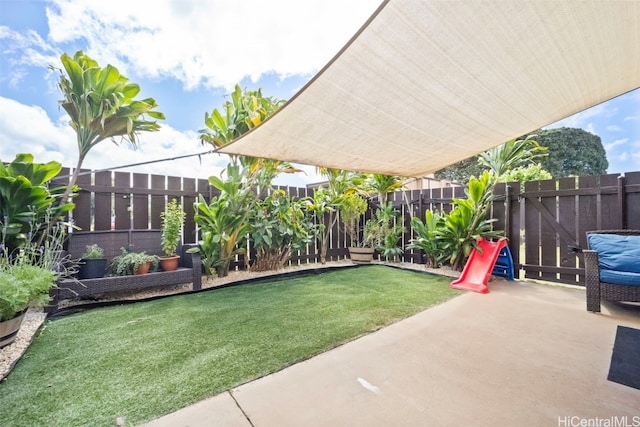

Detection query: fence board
(150, 175), (165, 229)
(183, 177), (197, 244)
(558, 177), (578, 283)
(524, 180), (541, 280)
(132, 174), (149, 229)
(600, 174), (622, 230)
(114, 172), (130, 230)
(626, 172), (640, 229)
(73, 168), (92, 232)
(94, 171), (112, 231)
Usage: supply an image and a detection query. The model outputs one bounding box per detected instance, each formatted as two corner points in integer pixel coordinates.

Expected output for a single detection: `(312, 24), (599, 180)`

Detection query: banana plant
(192, 165), (253, 277)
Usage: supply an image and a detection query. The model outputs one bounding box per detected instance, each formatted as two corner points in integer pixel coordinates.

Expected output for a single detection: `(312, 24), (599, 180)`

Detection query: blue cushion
(588, 234), (640, 274)
(600, 269), (640, 287)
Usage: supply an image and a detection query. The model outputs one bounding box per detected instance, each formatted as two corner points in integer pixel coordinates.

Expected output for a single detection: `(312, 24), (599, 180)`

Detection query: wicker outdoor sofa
(584, 229), (640, 312)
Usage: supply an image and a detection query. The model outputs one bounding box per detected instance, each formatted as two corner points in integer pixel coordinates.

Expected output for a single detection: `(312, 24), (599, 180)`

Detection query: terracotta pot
(0, 310), (26, 349)
(135, 260), (152, 275)
(348, 247), (375, 264)
(159, 256), (180, 272)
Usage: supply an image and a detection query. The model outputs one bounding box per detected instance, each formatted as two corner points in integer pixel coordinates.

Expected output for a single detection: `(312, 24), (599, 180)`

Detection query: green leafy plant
(109, 246), (157, 276)
(0, 212), (69, 321)
(160, 199), (186, 257)
(407, 210), (445, 268)
(438, 171), (503, 270)
(81, 244), (104, 259)
(51, 51), (164, 208)
(0, 262), (56, 321)
(339, 193), (368, 247)
(192, 165), (253, 277)
(364, 202), (406, 261)
(250, 190), (314, 271)
(0, 153), (75, 254)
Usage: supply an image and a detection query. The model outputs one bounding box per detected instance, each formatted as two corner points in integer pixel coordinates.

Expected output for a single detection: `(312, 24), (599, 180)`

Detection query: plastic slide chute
(450, 237), (508, 294)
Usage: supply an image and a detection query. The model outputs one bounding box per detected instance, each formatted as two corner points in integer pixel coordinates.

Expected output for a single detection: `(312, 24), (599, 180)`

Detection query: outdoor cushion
(587, 234), (640, 274)
(600, 269), (640, 287)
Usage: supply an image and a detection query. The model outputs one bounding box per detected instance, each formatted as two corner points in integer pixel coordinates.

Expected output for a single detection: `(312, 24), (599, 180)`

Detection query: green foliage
(407, 210), (445, 268)
(200, 84), (285, 148)
(52, 50), (164, 205)
(160, 199), (185, 257)
(439, 172), (503, 270)
(534, 127), (609, 177)
(81, 244), (104, 259)
(0, 263), (56, 321)
(0, 153), (75, 254)
(308, 168), (364, 263)
(477, 134), (547, 178)
(192, 165), (253, 277)
(365, 174), (404, 206)
(0, 215), (68, 321)
(339, 193), (368, 247)
(251, 190), (314, 271)
(109, 246), (157, 276)
(499, 163), (552, 185)
(364, 203), (406, 261)
(434, 156), (484, 185)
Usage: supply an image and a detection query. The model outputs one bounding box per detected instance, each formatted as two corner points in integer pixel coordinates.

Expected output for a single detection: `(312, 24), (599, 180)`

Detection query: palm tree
(366, 174), (404, 207)
(52, 51), (165, 205)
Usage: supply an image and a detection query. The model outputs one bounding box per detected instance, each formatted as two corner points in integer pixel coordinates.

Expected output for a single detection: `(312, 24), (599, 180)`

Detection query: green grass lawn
(0, 265), (460, 426)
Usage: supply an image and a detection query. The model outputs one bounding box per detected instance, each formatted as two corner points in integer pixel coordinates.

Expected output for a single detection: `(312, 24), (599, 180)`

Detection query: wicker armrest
(583, 249), (602, 312)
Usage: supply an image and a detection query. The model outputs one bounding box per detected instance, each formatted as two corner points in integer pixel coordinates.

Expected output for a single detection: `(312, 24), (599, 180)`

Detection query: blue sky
(1, 0), (638, 187)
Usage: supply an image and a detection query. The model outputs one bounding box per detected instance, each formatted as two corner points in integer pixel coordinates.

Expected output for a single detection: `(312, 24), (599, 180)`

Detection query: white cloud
(43, 0), (381, 90)
(0, 96), (228, 180)
(604, 138), (629, 151)
(546, 103), (613, 129)
(607, 125), (622, 132)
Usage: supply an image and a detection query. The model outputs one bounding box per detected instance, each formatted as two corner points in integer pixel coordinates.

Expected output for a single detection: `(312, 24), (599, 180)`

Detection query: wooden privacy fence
(55, 168), (640, 286)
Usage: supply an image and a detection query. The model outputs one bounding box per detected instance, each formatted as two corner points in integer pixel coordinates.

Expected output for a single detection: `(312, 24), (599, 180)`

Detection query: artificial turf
(0, 265), (460, 426)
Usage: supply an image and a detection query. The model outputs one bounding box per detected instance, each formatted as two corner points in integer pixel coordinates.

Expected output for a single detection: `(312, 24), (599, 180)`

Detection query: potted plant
(0, 261), (56, 348)
(159, 198), (185, 271)
(364, 202), (406, 263)
(110, 246), (158, 276)
(339, 193), (374, 264)
(77, 244), (107, 279)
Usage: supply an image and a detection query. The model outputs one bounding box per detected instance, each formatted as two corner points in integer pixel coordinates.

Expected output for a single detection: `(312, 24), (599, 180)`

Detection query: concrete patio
(143, 279), (640, 427)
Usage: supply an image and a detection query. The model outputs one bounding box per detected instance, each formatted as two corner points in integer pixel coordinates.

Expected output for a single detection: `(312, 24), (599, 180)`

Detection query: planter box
(348, 247), (375, 264)
(49, 253), (202, 309)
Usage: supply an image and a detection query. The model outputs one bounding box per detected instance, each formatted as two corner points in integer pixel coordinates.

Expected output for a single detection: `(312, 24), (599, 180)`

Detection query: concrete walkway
(143, 281), (640, 427)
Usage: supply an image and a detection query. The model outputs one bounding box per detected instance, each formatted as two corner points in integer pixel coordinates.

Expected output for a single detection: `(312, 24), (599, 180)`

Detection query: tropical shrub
(407, 210), (445, 268)
(251, 190), (314, 271)
(364, 203), (406, 261)
(0, 153), (75, 254)
(52, 51), (164, 206)
(339, 193), (368, 247)
(438, 171), (503, 270)
(192, 165), (253, 277)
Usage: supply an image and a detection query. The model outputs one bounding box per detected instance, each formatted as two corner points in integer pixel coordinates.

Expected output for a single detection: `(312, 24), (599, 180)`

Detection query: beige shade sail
(219, 0), (640, 177)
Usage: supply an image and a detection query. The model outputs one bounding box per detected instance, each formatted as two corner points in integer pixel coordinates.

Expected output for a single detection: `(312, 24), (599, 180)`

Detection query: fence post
(505, 184), (512, 242)
(618, 175), (626, 229)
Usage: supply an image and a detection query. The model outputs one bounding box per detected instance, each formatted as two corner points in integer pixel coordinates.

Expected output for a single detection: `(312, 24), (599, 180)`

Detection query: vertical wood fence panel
(114, 172), (130, 230)
(73, 169), (92, 232)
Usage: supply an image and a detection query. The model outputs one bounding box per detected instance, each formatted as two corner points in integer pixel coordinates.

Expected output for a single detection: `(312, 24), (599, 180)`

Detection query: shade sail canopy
(220, 0), (640, 177)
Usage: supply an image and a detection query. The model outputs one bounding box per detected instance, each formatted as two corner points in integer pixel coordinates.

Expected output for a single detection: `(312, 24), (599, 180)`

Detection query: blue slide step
(492, 245), (515, 281)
